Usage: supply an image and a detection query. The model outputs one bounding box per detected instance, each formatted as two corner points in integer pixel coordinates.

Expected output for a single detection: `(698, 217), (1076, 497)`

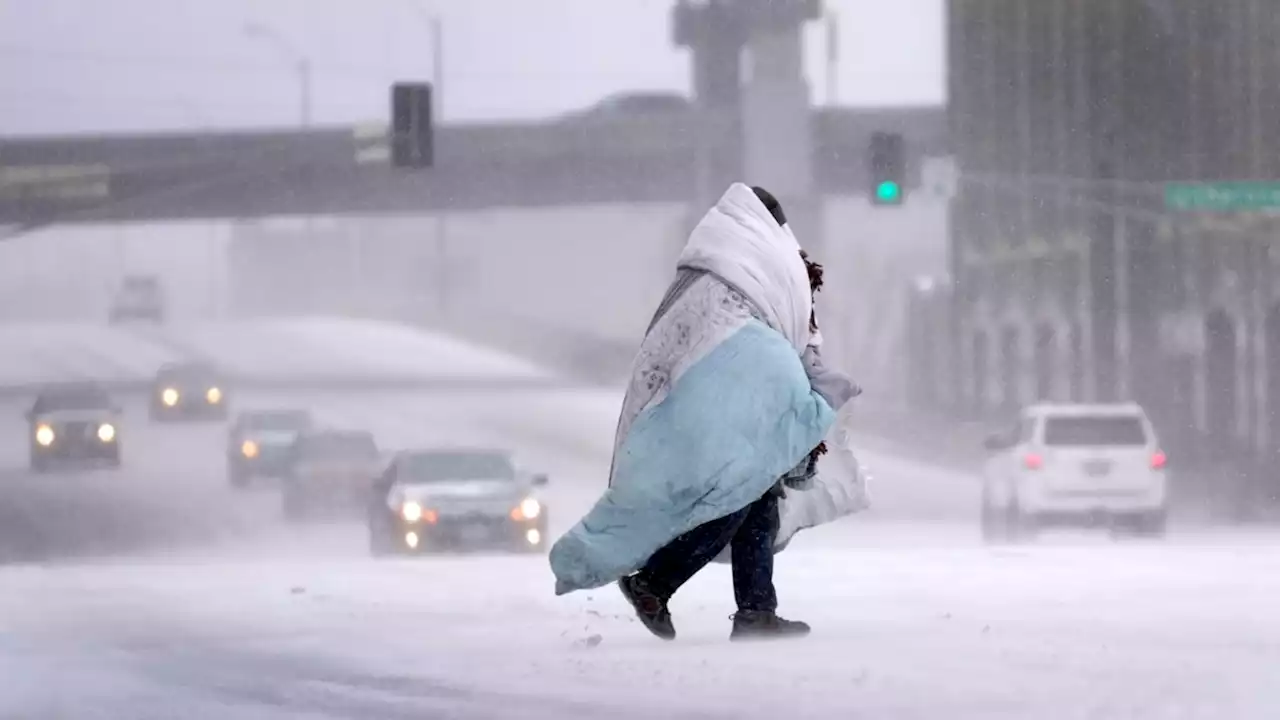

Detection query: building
(934, 0), (1280, 494)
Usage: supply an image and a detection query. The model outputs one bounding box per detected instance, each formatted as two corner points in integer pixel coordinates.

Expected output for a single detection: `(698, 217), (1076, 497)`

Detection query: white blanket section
(677, 183), (814, 351)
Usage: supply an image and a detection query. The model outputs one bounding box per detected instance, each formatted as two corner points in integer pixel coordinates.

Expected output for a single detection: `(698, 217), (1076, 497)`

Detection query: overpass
(0, 106), (946, 226)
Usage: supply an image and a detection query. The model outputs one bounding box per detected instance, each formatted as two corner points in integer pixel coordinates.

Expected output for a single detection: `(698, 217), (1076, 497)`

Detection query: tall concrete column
(740, 4), (823, 256)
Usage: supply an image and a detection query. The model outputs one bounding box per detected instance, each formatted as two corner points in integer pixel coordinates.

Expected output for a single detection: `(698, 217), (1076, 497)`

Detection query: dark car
(108, 274), (165, 324)
(226, 409), (314, 488)
(26, 382), (122, 472)
(150, 361), (229, 422)
(281, 429), (381, 521)
(367, 448), (549, 556)
(563, 91), (691, 122)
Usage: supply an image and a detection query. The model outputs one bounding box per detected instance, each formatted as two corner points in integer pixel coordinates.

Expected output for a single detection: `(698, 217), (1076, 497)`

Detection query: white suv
(980, 403), (1168, 541)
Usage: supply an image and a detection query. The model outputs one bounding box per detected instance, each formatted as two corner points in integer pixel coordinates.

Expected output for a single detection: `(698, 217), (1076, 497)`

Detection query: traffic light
(868, 131), (906, 206)
(391, 82), (433, 168)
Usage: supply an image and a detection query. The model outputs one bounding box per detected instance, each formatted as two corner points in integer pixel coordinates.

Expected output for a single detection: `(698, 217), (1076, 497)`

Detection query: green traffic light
(875, 181), (902, 204)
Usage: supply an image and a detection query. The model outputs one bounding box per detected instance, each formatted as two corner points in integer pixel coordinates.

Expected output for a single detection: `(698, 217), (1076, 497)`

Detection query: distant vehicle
(26, 382), (122, 472)
(368, 448), (549, 556)
(226, 409), (314, 488)
(563, 91), (691, 122)
(108, 274), (165, 324)
(980, 403), (1168, 542)
(149, 361), (229, 422)
(281, 429), (381, 521)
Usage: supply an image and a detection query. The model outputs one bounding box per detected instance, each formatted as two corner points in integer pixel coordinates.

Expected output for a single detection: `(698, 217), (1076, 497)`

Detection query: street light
(243, 21), (312, 127)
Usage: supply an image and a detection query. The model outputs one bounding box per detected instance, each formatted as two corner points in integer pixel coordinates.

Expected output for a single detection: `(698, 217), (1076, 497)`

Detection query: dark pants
(636, 491), (779, 612)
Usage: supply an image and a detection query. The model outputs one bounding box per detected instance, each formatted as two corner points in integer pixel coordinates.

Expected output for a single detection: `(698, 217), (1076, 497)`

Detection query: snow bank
(0, 323), (182, 387)
(161, 317), (552, 383)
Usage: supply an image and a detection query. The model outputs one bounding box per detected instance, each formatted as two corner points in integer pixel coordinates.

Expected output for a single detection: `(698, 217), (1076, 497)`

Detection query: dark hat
(750, 186), (787, 227)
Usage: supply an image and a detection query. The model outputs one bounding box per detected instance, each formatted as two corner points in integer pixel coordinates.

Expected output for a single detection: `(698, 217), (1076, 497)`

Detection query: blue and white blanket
(550, 183), (867, 595)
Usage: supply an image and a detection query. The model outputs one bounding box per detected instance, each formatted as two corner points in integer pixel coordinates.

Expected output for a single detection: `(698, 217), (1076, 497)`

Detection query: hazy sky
(0, 0), (944, 135)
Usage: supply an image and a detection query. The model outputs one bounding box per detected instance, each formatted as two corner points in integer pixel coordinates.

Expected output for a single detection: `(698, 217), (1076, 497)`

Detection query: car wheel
(228, 467), (250, 490)
(980, 488), (1012, 544)
(369, 524), (396, 557)
(1007, 501), (1037, 542)
(29, 457), (48, 474)
(1129, 510), (1168, 539)
(282, 489), (307, 522)
(982, 493), (1034, 545)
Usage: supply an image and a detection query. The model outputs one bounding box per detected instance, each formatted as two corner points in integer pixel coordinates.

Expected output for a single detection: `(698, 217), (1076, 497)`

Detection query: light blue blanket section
(549, 320), (835, 595)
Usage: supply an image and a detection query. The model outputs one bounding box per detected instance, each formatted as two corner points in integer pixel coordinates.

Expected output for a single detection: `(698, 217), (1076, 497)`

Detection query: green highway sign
(1165, 182), (1280, 212)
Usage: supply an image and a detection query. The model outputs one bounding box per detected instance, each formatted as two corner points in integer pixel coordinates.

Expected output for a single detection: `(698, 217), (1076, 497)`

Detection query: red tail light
(1151, 451), (1167, 470)
(1023, 453), (1044, 470)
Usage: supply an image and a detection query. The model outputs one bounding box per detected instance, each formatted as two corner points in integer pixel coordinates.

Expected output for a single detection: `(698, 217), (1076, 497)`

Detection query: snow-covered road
(0, 320), (1278, 718)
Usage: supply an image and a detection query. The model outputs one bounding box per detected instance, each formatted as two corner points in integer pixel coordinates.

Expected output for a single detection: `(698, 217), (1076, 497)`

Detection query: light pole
(409, 3), (444, 118)
(243, 22), (312, 127)
(409, 5), (448, 314)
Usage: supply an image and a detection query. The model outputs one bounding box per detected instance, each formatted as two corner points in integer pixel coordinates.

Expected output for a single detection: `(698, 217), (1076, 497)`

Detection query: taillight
(1151, 451), (1167, 470)
(1023, 453), (1044, 470)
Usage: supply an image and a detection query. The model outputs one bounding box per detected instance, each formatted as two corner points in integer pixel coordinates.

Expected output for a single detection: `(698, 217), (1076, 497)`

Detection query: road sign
(352, 122), (390, 165)
(1165, 182), (1280, 212)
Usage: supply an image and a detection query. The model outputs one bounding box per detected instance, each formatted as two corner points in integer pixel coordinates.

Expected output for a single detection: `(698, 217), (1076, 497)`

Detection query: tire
(228, 466), (250, 490)
(282, 487), (308, 522)
(369, 525), (396, 557)
(980, 498), (1007, 544)
(982, 492), (1034, 545)
(1131, 510), (1168, 539)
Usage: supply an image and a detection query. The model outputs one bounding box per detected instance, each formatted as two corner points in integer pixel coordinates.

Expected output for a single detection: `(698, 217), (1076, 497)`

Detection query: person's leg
(640, 507), (750, 598)
(729, 491), (779, 613)
(728, 491), (812, 640)
(618, 505), (751, 640)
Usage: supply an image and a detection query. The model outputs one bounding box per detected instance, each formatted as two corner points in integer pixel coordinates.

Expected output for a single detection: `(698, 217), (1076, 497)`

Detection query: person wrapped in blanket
(548, 184), (868, 642)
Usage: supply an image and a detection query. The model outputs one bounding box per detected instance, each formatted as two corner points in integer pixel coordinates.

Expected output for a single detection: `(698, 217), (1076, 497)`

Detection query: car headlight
(206, 387), (222, 404)
(517, 497), (542, 520)
(401, 501), (423, 523)
(161, 388), (179, 406)
(97, 423), (116, 443)
(34, 425), (55, 446)
(241, 440), (259, 458)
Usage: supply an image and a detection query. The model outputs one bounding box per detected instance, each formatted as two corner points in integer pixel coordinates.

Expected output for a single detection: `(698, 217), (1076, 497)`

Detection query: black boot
(730, 610), (811, 641)
(617, 574), (676, 641)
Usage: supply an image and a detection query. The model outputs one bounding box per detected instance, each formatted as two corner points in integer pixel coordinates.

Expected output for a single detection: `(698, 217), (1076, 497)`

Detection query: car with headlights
(108, 274), (165, 324)
(226, 408), (314, 488)
(368, 448), (549, 556)
(26, 382), (122, 472)
(281, 429), (381, 520)
(981, 402), (1169, 541)
(149, 361), (229, 422)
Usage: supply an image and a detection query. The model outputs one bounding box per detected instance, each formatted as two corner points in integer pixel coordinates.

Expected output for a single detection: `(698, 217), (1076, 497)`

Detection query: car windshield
(32, 385), (112, 413)
(297, 434), (377, 461)
(242, 412), (311, 431)
(160, 364), (218, 382)
(400, 451), (515, 483)
(1043, 415), (1148, 447)
(123, 278), (158, 292)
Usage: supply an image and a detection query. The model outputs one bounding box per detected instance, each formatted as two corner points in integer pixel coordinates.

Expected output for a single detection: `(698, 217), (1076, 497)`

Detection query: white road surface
(0, 320), (1277, 718)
